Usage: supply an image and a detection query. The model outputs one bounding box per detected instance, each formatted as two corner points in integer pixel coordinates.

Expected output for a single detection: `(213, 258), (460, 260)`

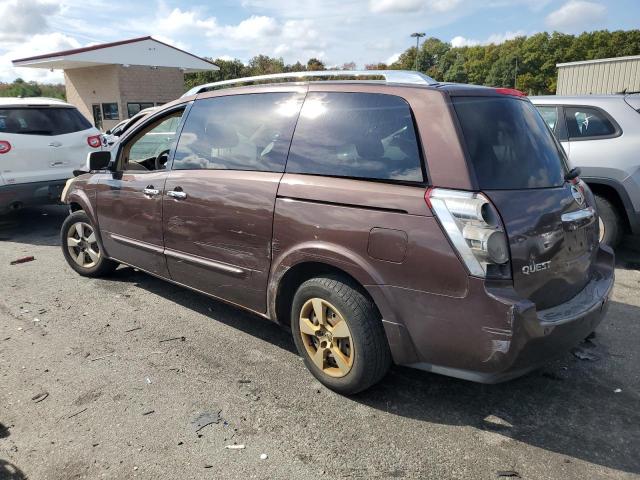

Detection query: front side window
(286, 92), (423, 182)
(453, 96), (566, 190)
(565, 106), (617, 139)
(173, 92), (304, 172)
(102, 103), (119, 120)
(0, 107), (92, 135)
(124, 109), (184, 170)
(536, 106), (559, 132)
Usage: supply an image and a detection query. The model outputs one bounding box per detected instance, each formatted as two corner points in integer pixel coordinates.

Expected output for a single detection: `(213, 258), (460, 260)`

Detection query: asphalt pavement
(0, 205), (639, 480)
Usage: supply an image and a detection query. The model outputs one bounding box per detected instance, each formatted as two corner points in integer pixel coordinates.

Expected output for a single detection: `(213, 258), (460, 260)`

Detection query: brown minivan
(60, 71), (614, 394)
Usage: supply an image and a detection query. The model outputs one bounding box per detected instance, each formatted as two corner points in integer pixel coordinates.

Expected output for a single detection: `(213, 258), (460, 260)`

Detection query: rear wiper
(564, 167), (581, 182)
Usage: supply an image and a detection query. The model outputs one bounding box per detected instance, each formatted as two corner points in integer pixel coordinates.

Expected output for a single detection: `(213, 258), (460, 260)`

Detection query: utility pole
(410, 32), (425, 71)
(514, 57), (518, 89)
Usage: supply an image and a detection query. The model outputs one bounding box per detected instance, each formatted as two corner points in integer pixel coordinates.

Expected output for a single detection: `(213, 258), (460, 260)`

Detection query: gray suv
(531, 94), (640, 246)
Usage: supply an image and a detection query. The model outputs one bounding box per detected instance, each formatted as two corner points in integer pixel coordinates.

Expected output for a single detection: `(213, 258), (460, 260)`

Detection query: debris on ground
(225, 444), (245, 450)
(125, 326), (142, 333)
(145, 377), (152, 384)
(191, 411), (222, 433)
(497, 470), (521, 478)
(142, 410), (155, 416)
(67, 408), (88, 419)
(159, 336), (186, 343)
(260, 453), (268, 460)
(10, 256), (35, 265)
(571, 347), (599, 361)
(614, 388), (622, 393)
(31, 392), (49, 403)
(238, 379), (251, 384)
(90, 354), (113, 362)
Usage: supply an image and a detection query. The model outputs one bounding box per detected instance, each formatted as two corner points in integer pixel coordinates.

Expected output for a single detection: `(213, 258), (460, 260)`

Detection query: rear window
(565, 106), (617, 139)
(452, 97), (566, 190)
(0, 107), (92, 136)
(286, 92), (423, 182)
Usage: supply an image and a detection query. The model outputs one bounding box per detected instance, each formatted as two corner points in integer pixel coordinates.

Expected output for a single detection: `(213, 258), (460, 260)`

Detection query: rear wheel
(595, 194), (623, 248)
(61, 210), (117, 277)
(291, 275), (391, 394)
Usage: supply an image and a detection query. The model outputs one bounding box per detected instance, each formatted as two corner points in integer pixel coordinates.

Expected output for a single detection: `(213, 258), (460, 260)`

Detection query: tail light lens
(0, 141), (11, 154)
(426, 188), (511, 279)
(87, 135), (102, 148)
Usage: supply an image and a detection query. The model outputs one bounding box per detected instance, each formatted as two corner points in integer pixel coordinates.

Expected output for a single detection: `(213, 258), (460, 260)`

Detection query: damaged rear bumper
(371, 245), (615, 383)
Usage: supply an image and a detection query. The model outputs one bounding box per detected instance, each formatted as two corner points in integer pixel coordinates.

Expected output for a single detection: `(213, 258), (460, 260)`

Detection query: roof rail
(182, 70), (437, 97)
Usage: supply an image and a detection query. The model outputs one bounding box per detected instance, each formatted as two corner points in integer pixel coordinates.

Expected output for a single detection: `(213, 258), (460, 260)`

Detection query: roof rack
(182, 70), (437, 97)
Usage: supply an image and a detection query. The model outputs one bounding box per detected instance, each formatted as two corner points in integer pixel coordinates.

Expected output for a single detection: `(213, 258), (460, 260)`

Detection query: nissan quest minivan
(60, 71), (614, 394)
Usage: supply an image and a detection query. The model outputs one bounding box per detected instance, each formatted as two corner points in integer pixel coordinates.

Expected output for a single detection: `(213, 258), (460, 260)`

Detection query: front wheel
(61, 211), (117, 277)
(291, 275), (391, 395)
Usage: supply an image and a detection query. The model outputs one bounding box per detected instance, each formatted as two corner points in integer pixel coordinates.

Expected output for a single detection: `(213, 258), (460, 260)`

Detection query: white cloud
(450, 30), (526, 47)
(369, 0), (461, 13)
(545, 1), (607, 32)
(0, 0), (60, 42)
(386, 52), (401, 64)
(0, 33), (81, 83)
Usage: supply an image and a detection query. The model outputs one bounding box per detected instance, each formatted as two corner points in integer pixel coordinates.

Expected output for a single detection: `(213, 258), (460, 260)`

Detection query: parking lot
(0, 205), (638, 480)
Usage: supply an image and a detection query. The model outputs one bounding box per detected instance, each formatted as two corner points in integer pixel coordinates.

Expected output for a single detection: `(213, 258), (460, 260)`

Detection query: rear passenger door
(162, 89), (305, 313)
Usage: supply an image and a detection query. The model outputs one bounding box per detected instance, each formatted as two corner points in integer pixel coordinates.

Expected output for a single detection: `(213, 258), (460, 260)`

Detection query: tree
(306, 58), (326, 71)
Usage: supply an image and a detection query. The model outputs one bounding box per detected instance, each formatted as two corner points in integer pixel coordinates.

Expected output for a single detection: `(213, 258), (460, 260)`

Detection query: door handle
(48, 142), (62, 147)
(143, 187), (160, 197)
(50, 161), (65, 167)
(167, 190), (187, 200)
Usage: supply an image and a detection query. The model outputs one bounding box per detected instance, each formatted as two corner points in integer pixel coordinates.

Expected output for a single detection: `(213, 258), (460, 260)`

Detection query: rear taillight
(426, 188), (511, 279)
(87, 135), (102, 148)
(0, 141), (11, 154)
(495, 88), (527, 97)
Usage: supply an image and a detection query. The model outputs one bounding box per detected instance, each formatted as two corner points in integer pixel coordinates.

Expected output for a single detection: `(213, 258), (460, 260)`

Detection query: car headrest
(355, 136), (384, 159)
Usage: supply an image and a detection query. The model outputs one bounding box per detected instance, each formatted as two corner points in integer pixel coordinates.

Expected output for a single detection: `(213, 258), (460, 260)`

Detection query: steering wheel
(154, 149), (171, 170)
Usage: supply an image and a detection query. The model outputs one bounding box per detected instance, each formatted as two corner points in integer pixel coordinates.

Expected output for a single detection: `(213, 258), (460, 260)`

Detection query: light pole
(410, 32), (425, 71)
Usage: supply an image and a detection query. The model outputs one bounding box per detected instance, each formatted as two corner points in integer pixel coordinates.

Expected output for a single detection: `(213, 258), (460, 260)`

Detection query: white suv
(0, 97), (102, 213)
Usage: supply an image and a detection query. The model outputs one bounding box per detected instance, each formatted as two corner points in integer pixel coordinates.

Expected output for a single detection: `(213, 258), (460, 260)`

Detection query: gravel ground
(0, 205), (639, 480)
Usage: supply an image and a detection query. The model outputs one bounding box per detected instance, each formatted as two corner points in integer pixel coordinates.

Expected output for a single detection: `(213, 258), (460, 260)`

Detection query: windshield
(452, 96), (566, 190)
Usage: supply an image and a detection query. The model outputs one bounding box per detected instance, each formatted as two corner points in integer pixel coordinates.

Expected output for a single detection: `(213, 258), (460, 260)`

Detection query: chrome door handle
(50, 161), (65, 167)
(561, 207), (596, 231)
(143, 187), (160, 196)
(167, 190), (187, 199)
(48, 142), (62, 147)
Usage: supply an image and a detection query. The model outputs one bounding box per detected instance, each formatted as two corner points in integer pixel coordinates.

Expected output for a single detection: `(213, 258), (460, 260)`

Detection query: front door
(162, 90), (304, 312)
(97, 107), (186, 277)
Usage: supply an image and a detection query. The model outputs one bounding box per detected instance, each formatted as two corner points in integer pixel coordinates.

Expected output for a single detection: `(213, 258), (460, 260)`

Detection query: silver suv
(531, 94), (640, 246)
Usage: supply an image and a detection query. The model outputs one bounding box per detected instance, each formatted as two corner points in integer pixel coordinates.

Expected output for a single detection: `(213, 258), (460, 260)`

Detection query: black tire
(595, 194), (623, 248)
(291, 275), (391, 395)
(61, 210), (118, 277)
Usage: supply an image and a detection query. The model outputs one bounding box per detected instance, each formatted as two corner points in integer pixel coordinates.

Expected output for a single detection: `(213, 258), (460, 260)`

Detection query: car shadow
(0, 205), (67, 247)
(107, 266), (639, 475)
(0, 460), (27, 480)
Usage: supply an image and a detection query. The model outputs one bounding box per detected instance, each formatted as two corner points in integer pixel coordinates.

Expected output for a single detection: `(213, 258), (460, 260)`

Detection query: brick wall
(117, 66), (184, 116)
(64, 65), (121, 129)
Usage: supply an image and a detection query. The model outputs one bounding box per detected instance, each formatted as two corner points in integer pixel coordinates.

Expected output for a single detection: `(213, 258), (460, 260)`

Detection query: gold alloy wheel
(67, 221), (101, 268)
(299, 298), (354, 378)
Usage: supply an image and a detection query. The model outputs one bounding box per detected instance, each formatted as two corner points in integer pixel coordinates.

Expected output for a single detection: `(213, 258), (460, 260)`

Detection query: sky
(0, 0), (638, 84)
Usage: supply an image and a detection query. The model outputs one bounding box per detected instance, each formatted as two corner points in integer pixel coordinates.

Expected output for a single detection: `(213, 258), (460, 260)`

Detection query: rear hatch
(452, 94), (599, 309)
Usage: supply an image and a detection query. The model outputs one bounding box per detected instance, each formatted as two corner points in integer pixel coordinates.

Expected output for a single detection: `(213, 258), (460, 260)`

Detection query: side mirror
(105, 129), (112, 135)
(87, 151), (112, 171)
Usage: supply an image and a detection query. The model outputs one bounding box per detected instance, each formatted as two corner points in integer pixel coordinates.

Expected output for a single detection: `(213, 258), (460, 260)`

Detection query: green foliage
(0, 78), (66, 99)
(389, 29), (640, 94)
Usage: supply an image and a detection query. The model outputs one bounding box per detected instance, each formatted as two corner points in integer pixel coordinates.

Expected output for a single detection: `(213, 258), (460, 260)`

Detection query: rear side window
(452, 97), (566, 190)
(565, 106), (617, 139)
(173, 92), (304, 172)
(536, 106), (559, 132)
(0, 107), (91, 135)
(286, 92), (423, 182)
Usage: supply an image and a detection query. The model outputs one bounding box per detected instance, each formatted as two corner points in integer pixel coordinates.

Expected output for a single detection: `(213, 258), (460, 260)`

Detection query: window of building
(101, 103), (119, 120)
(127, 102), (155, 118)
(285, 92), (423, 182)
(565, 106), (617, 139)
(173, 92), (304, 172)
